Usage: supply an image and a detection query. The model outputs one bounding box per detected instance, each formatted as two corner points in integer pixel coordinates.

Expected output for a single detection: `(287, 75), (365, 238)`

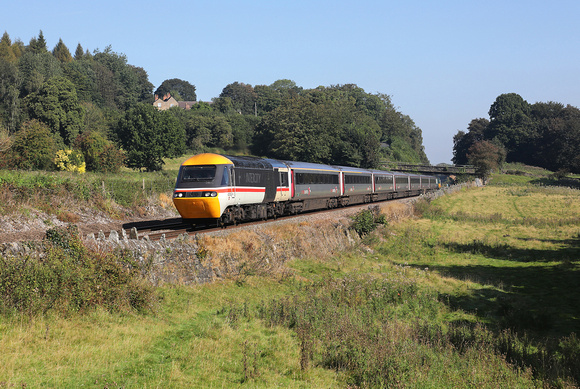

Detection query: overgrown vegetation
(350, 206), (387, 237)
(0, 169), (176, 218)
(224, 275), (540, 388)
(0, 225), (155, 316)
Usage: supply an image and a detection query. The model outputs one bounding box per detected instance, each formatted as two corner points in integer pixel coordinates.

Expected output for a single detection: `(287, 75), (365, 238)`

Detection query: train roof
(368, 169), (395, 175)
(283, 160), (340, 172)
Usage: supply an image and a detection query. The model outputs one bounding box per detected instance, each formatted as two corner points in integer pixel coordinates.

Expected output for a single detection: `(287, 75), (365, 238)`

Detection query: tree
(254, 95), (381, 167)
(62, 59), (97, 103)
(0, 58), (21, 132)
(25, 76), (85, 146)
(18, 51), (63, 95)
(155, 78), (197, 101)
(254, 79), (301, 114)
(74, 130), (125, 172)
(131, 65), (154, 104)
(28, 30), (47, 54)
(219, 82), (257, 115)
(52, 38), (73, 63)
(74, 43), (85, 60)
(467, 140), (506, 180)
(486, 93), (535, 162)
(532, 103), (580, 173)
(10, 119), (57, 170)
(93, 46), (153, 109)
(452, 118), (489, 165)
(0, 32), (16, 63)
(115, 104), (185, 171)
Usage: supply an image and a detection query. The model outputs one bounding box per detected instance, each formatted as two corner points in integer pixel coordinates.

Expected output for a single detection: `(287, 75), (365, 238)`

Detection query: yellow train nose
(173, 197), (222, 219)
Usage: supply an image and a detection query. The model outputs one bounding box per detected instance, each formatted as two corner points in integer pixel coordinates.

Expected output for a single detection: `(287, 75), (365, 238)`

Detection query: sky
(3, 0), (579, 164)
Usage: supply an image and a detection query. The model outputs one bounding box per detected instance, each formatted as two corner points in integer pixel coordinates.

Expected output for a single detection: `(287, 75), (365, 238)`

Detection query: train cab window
(221, 166), (233, 186)
(181, 165), (216, 182)
(279, 172), (288, 187)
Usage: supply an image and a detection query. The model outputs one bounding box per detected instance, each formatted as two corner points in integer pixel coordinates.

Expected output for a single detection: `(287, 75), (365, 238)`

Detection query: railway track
(122, 214), (293, 241)
(120, 196), (418, 242)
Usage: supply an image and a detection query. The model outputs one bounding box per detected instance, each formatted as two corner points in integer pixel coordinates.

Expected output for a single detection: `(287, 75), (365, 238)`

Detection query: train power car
(172, 153), (441, 225)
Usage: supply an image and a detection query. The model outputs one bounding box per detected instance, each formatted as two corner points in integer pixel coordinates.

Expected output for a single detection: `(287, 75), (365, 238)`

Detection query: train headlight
(203, 191), (218, 197)
(174, 192), (184, 198)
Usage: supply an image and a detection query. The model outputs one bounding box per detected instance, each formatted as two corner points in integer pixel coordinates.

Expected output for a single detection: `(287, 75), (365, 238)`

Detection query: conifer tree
(28, 30), (47, 54)
(0, 32), (16, 62)
(53, 38), (73, 62)
(74, 43), (84, 60)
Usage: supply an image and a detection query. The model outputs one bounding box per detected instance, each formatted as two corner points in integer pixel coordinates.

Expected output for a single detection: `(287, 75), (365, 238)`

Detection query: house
(154, 93), (211, 111)
(178, 101), (198, 110)
(153, 93), (178, 110)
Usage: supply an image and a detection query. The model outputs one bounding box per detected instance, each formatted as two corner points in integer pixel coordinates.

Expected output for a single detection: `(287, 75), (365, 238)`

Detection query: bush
(95, 144), (125, 173)
(54, 149), (86, 173)
(0, 225), (156, 316)
(74, 131), (125, 173)
(351, 207), (387, 237)
(10, 120), (57, 170)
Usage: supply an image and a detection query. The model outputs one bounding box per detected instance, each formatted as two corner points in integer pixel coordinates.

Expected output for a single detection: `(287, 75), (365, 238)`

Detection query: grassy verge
(0, 171), (579, 387)
(0, 169), (177, 220)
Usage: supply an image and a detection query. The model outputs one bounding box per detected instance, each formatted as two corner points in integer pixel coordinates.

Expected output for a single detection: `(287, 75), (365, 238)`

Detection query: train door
(275, 168), (290, 202)
(228, 166), (236, 203)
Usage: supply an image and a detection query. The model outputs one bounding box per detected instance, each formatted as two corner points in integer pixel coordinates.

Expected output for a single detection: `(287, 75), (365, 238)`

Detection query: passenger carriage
(172, 153), (441, 225)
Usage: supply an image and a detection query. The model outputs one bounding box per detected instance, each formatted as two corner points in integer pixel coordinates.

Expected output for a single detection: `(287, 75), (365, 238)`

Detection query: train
(172, 153), (441, 225)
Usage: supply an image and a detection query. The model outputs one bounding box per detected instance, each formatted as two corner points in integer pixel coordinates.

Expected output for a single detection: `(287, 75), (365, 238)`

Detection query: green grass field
(0, 171), (579, 388)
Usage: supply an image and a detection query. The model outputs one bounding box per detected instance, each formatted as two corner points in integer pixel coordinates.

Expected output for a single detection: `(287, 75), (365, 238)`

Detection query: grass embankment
(0, 168), (177, 221)
(0, 169), (579, 387)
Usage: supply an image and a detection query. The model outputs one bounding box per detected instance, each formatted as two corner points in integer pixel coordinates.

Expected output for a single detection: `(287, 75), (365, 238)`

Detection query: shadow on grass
(443, 239), (579, 263)
(531, 177), (580, 189)
(430, 240), (580, 337)
(437, 263), (580, 335)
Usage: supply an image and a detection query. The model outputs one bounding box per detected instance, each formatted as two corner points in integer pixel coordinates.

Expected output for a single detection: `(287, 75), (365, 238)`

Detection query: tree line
(1, 31), (429, 172)
(454, 93), (580, 176)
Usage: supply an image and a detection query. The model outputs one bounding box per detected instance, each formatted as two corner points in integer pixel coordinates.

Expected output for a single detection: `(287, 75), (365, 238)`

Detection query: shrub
(0, 225), (156, 316)
(95, 144), (125, 173)
(73, 131), (125, 173)
(351, 207), (387, 237)
(54, 149), (86, 173)
(10, 120), (57, 170)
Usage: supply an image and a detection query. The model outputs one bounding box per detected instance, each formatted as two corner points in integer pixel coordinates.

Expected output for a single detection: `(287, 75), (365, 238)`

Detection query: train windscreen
(180, 165), (216, 182)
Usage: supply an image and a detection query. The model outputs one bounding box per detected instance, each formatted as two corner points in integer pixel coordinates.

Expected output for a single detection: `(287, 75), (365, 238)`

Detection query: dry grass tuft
(195, 219), (357, 283)
(158, 192), (174, 209)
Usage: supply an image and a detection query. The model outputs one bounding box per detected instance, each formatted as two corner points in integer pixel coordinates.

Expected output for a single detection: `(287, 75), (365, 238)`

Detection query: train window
(222, 166), (233, 186)
(181, 165), (216, 182)
(345, 175), (371, 185)
(395, 176), (408, 185)
(279, 172), (288, 187)
(375, 176), (393, 184)
(295, 172), (338, 185)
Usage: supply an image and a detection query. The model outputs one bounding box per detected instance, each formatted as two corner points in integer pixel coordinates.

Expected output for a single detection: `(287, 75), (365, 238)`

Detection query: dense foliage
(0, 31), (431, 172)
(0, 225), (155, 316)
(454, 93), (580, 173)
